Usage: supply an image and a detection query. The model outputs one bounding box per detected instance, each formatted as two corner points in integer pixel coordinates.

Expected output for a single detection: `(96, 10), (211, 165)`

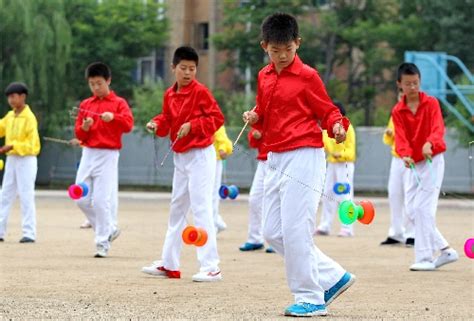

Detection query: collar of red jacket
(170, 79), (198, 96)
(398, 92), (429, 112)
(91, 90), (117, 102)
(265, 54), (303, 75)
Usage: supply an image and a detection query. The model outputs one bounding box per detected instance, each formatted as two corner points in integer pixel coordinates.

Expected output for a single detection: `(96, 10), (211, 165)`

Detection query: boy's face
(172, 60), (197, 88)
(261, 39), (301, 71)
(88, 76), (111, 98)
(397, 74), (420, 99)
(7, 93), (26, 109)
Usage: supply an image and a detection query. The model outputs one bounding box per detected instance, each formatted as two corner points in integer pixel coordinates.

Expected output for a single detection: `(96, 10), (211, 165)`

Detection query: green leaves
(0, 0), (168, 137)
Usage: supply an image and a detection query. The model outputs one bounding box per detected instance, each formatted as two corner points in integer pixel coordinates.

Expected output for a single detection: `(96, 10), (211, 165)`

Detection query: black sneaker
(405, 238), (415, 247)
(19, 237), (35, 243)
(380, 237), (401, 245)
(0, 238), (4, 242)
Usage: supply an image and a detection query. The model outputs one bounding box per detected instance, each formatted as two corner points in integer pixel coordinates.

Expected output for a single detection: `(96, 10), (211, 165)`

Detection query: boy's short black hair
(5, 82), (28, 96)
(333, 101), (346, 116)
(261, 13), (299, 44)
(85, 62), (111, 80)
(397, 63), (420, 82)
(172, 46), (199, 66)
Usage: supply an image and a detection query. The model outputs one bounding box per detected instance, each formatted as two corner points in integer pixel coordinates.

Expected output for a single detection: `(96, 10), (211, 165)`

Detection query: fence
(35, 127), (473, 193)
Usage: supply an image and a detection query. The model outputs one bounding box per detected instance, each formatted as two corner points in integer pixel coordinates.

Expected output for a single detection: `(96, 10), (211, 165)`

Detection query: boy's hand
(68, 138), (82, 147)
(82, 117), (94, 131)
(0, 145), (13, 154)
(219, 149), (228, 159)
(146, 121), (157, 133)
(402, 156), (415, 168)
(243, 111), (258, 125)
(100, 112), (114, 122)
(252, 129), (262, 140)
(177, 122), (191, 138)
(384, 128), (393, 137)
(333, 123), (346, 143)
(422, 142), (433, 160)
(332, 152), (342, 159)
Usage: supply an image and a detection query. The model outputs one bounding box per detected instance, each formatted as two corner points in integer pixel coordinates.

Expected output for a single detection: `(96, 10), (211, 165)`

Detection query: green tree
(400, 0), (474, 69)
(64, 0), (168, 100)
(213, 0), (473, 130)
(132, 81), (165, 132)
(213, 0), (321, 91)
(0, 0), (72, 133)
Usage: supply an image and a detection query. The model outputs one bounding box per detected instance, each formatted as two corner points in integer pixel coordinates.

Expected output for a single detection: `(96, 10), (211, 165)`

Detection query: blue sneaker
(284, 303), (327, 317)
(265, 247), (275, 253)
(239, 242), (264, 251)
(324, 272), (356, 306)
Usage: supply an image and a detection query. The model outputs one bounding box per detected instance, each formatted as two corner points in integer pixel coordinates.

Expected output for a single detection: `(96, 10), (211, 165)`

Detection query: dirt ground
(0, 192), (473, 320)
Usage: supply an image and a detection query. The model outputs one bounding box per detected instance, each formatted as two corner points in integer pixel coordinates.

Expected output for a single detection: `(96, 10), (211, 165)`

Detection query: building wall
(164, 0), (217, 89)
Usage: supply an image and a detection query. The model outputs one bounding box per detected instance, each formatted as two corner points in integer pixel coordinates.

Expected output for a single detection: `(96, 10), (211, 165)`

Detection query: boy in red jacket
(392, 62), (458, 271)
(243, 13), (354, 317)
(74, 62), (134, 258)
(142, 46), (224, 282)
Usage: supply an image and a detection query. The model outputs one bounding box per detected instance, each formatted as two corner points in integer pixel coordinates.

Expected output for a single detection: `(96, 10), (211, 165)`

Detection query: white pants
(161, 146), (220, 272)
(246, 161), (266, 244)
(75, 147), (119, 250)
(263, 148), (345, 305)
(212, 159), (226, 228)
(387, 157), (414, 241)
(0, 156), (37, 239)
(318, 162), (355, 234)
(84, 171), (118, 230)
(405, 154), (448, 263)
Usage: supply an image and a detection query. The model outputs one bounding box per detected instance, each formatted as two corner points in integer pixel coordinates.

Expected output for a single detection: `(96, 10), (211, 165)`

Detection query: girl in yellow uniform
(380, 116), (414, 246)
(316, 103), (356, 237)
(212, 125), (233, 232)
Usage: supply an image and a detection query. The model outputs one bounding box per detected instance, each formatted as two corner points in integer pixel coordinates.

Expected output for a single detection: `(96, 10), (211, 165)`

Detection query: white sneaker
(94, 245), (108, 258)
(192, 270), (222, 282)
(109, 228), (121, 242)
(216, 215), (227, 233)
(434, 248), (459, 268)
(141, 260), (166, 276)
(141, 261), (181, 278)
(337, 229), (354, 237)
(80, 220), (92, 229)
(410, 261), (436, 271)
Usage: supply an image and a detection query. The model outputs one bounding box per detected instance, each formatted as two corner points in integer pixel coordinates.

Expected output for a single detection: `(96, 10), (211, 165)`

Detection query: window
(195, 22), (209, 51)
(135, 49), (165, 84)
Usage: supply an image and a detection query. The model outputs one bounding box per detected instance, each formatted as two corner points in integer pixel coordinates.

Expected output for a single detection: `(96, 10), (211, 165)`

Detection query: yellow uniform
(323, 124), (356, 163)
(212, 126), (233, 232)
(213, 126), (233, 160)
(383, 116), (414, 244)
(317, 124), (356, 236)
(0, 105), (40, 156)
(0, 104), (40, 241)
(382, 117), (399, 158)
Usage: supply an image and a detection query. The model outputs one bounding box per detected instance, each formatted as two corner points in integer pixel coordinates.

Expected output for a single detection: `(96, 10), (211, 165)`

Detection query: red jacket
(392, 92), (446, 163)
(254, 55), (349, 154)
(247, 127), (267, 160)
(152, 80), (224, 153)
(75, 91), (134, 149)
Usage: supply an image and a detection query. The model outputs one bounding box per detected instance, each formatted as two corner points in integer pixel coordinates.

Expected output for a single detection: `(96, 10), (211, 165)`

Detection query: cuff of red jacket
(326, 117), (350, 138)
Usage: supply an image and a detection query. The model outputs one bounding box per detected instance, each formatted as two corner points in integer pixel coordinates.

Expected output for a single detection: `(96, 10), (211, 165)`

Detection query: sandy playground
(0, 191), (473, 320)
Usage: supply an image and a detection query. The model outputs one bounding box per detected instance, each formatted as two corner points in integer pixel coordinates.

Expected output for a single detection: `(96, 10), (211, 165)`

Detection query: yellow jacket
(323, 124), (356, 163)
(214, 126), (233, 160)
(0, 105), (41, 156)
(382, 117), (399, 158)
